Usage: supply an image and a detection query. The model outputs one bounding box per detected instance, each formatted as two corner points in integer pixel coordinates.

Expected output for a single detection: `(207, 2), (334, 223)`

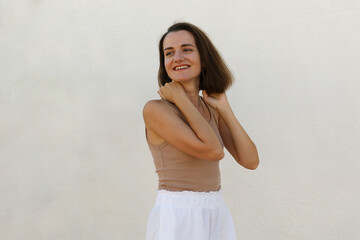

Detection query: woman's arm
(143, 82), (224, 161)
(203, 91), (259, 169)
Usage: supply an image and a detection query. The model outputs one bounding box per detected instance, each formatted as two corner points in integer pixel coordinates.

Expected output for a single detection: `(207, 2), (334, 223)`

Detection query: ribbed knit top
(146, 97), (224, 192)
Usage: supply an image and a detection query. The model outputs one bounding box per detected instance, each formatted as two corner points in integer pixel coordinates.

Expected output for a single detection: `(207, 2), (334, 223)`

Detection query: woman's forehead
(163, 30), (196, 49)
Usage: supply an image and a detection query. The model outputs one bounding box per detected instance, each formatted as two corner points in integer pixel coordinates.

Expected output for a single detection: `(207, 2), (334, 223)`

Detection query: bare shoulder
(143, 99), (176, 116)
(143, 99), (162, 112)
(143, 100), (161, 121)
(143, 99), (178, 125)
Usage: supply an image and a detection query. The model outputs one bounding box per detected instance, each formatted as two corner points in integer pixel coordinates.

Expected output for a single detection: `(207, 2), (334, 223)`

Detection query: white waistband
(155, 189), (224, 208)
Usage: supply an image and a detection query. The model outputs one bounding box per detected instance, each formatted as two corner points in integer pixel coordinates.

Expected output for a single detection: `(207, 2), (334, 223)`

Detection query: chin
(170, 78), (185, 83)
(172, 77), (196, 82)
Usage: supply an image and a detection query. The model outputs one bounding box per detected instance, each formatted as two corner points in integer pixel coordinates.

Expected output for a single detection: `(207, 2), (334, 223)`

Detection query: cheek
(164, 60), (172, 73)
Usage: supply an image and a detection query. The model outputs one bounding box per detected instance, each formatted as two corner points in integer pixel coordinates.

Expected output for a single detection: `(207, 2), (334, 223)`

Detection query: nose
(174, 51), (184, 62)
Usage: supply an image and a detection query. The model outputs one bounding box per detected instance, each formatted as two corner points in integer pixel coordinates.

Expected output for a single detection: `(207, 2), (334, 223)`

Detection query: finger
(168, 82), (176, 89)
(157, 90), (165, 99)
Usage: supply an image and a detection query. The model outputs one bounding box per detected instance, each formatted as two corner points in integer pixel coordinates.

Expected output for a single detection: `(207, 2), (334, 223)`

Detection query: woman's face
(163, 30), (202, 84)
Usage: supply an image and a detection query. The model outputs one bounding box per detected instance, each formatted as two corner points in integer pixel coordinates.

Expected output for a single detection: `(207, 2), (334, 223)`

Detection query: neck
(178, 79), (201, 107)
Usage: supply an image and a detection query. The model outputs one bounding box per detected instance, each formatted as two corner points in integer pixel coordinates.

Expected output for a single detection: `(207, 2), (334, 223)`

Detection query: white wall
(1, 0), (359, 239)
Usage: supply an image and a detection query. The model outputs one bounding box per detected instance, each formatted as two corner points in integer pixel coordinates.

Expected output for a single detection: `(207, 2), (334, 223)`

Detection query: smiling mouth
(174, 65), (190, 71)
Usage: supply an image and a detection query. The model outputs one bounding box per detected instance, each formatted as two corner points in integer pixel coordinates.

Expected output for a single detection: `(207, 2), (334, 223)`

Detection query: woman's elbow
(238, 153), (259, 170)
(245, 159), (259, 170)
(207, 148), (225, 161)
(244, 153), (260, 169)
(211, 149), (225, 161)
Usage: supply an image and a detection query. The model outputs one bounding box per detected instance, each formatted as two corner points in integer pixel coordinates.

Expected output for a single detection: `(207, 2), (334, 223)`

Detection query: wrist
(216, 102), (231, 113)
(173, 94), (189, 105)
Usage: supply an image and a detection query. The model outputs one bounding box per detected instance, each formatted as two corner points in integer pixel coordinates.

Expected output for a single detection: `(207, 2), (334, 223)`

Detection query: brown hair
(158, 22), (233, 94)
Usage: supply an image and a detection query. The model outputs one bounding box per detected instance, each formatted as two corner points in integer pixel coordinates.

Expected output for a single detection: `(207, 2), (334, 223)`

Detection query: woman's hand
(202, 90), (229, 111)
(158, 82), (187, 103)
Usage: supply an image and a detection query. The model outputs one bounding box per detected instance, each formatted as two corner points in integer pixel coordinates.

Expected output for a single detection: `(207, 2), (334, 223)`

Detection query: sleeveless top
(145, 97), (224, 192)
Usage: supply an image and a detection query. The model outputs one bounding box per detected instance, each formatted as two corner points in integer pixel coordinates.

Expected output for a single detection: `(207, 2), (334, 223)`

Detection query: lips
(174, 65), (190, 71)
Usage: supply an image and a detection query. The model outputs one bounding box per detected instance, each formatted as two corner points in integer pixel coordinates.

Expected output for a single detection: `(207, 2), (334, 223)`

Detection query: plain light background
(1, 0), (359, 239)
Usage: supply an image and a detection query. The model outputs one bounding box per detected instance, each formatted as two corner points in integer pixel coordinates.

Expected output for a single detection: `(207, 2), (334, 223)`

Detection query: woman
(143, 22), (259, 240)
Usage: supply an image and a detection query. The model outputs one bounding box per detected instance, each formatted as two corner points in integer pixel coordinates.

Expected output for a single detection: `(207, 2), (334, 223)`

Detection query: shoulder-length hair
(158, 22), (233, 94)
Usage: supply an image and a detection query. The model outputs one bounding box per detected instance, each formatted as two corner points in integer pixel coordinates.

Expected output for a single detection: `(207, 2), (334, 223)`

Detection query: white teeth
(175, 65), (189, 70)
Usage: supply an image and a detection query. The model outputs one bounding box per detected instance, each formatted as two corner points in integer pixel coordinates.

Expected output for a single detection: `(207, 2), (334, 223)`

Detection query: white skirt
(146, 189), (237, 240)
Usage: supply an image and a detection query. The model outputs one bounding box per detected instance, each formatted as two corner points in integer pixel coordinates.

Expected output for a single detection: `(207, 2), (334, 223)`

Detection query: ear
(202, 90), (208, 98)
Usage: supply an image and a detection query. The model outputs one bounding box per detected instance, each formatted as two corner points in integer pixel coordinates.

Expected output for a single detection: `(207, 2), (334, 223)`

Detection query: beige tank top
(146, 97), (224, 192)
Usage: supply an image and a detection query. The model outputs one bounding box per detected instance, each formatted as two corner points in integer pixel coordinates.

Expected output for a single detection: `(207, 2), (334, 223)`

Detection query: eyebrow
(164, 44), (195, 51)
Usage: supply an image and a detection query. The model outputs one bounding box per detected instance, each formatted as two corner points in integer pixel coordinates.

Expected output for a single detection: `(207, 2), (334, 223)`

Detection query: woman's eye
(165, 52), (173, 56)
(184, 48), (193, 52)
